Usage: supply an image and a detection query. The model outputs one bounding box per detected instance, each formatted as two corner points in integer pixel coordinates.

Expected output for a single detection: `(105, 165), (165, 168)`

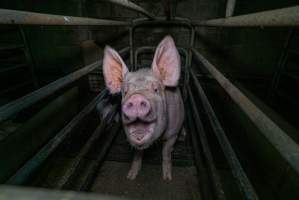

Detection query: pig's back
(163, 87), (185, 140)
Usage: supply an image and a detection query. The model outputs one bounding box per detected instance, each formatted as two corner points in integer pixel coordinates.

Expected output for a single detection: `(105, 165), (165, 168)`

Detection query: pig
(102, 36), (184, 180)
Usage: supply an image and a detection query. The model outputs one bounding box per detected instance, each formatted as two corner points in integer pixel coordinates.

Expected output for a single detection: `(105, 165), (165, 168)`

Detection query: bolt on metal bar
(187, 86), (226, 200)
(6, 89), (108, 185)
(190, 70), (259, 200)
(102, 0), (155, 19)
(0, 47), (129, 123)
(194, 6), (299, 27)
(56, 104), (118, 189)
(225, 0), (236, 17)
(0, 8), (130, 26)
(192, 48), (299, 175)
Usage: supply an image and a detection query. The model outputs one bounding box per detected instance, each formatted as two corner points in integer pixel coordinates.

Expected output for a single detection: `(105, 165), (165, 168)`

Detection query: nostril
(127, 102), (133, 109)
(140, 101), (147, 108)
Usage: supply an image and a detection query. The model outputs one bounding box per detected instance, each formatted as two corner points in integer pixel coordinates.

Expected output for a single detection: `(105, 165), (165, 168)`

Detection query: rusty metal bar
(187, 86), (226, 200)
(102, 0), (155, 19)
(0, 47), (129, 123)
(194, 6), (299, 27)
(6, 90), (108, 185)
(0, 8), (130, 26)
(190, 70), (259, 200)
(225, 0), (236, 17)
(192, 48), (299, 175)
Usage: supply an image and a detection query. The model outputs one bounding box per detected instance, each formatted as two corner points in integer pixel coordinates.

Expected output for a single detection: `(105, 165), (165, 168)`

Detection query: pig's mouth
(126, 120), (156, 149)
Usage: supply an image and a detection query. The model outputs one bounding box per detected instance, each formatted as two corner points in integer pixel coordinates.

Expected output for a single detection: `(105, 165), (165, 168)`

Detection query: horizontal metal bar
(0, 186), (126, 200)
(101, 0), (155, 19)
(194, 6), (299, 27)
(190, 70), (259, 200)
(6, 89), (108, 185)
(187, 86), (226, 200)
(56, 104), (118, 189)
(0, 44), (24, 51)
(0, 8), (130, 26)
(0, 64), (28, 74)
(225, 0), (236, 17)
(192, 48), (299, 175)
(0, 46), (130, 123)
(132, 17), (192, 28)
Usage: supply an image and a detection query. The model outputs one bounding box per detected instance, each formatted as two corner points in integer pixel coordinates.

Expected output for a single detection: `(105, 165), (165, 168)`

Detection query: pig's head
(103, 36), (180, 150)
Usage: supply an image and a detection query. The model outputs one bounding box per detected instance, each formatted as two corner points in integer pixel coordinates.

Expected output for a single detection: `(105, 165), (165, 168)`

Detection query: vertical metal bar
(187, 86), (226, 200)
(192, 48), (299, 175)
(190, 70), (259, 200)
(129, 27), (134, 70)
(225, 0), (236, 17)
(18, 26), (39, 88)
(163, 0), (171, 20)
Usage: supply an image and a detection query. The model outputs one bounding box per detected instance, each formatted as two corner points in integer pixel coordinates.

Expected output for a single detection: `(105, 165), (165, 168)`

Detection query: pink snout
(122, 94), (151, 119)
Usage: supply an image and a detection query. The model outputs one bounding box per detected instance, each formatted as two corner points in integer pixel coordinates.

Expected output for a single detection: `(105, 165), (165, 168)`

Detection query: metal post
(102, 0), (155, 19)
(187, 86), (226, 200)
(194, 6), (299, 27)
(225, 0), (236, 17)
(190, 70), (259, 200)
(192, 48), (299, 175)
(6, 90), (108, 185)
(0, 8), (130, 26)
(0, 47), (129, 123)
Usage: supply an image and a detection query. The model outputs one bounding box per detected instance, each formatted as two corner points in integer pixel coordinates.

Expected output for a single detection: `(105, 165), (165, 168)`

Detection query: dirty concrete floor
(91, 161), (201, 200)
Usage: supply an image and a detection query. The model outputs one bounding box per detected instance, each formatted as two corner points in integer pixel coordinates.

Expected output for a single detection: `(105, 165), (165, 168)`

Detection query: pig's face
(103, 36), (180, 150)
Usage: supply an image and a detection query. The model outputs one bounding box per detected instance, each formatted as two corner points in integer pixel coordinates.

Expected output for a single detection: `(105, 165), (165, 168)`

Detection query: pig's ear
(103, 46), (128, 94)
(151, 36), (181, 87)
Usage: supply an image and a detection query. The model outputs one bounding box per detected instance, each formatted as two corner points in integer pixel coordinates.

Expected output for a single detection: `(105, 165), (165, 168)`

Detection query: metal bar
(187, 86), (226, 200)
(192, 48), (299, 175)
(102, 0), (155, 19)
(190, 70), (259, 200)
(18, 26), (38, 88)
(79, 117), (121, 191)
(0, 64), (27, 73)
(129, 27), (134, 70)
(0, 47), (129, 123)
(0, 8), (130, 26)
(194, 6), (299, 27)
(132, 17), (192, 28)
(225, 0), (236, 17)
(186, 106), (212, 200)
(6, 90), (108, 185)
(134, 46), (188, 69)
(56, 104), (117, 189)
(0, 186), (126, 200)
(163, 0), (171, 20)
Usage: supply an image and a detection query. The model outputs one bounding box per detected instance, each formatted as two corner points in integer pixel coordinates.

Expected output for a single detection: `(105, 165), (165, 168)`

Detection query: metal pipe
(132, 17), (192, 28)
(134, 46), (188, 69)
(0, 8), (130, 26)
(225, 0), (236, 17)
(0, 47), (129, 123)
(190, 70), (259, 200)
(78, 117), (122, 191)
(192, 48), (299, 175)
(6, 90), (108, 185)
(102, 0), (155, 19)
(56, 104), (117, 189)
(194, 6), (299, 27)
(187, 86), (226, 200)
(186, 106), (213, 200)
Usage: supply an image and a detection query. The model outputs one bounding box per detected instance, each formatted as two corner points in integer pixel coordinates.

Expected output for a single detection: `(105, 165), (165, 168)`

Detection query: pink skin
(102, 35), (184, 180)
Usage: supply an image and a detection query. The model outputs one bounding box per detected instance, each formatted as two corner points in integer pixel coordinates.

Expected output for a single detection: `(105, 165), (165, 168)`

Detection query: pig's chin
(126, 121), (156, 150)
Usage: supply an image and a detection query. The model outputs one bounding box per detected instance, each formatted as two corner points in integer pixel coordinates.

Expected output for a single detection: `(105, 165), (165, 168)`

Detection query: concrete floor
(91, 161), (201, 200)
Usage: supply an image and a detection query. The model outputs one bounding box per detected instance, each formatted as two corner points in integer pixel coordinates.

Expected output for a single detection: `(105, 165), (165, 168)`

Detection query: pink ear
(103, 46), (128, 94)
(152, 36), (181, 87)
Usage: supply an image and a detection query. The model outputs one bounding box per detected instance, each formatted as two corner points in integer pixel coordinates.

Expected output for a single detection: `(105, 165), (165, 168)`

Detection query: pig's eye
(154, 88), (158, 93)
